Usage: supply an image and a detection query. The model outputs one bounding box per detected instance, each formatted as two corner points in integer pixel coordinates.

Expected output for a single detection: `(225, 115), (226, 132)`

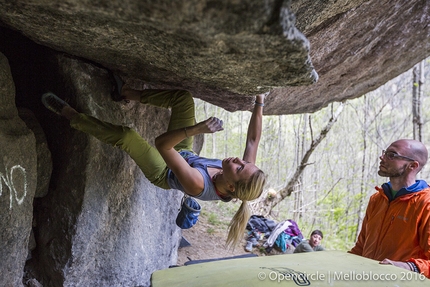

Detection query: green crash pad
(151, 251), (430, 286)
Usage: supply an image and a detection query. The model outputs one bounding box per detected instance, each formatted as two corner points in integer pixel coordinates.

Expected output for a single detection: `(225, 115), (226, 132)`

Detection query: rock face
(0, 48), (184, 287)
(0, 0), (428, 114)
(274, 0), (430, 114)
(0, 0), (429, 286)
(0, 52), (37, 287)
(0, 0), (317, 114)
(18, 108), (52, 199)
(32, 57), (182, 287)
(1, 25), (190, 285)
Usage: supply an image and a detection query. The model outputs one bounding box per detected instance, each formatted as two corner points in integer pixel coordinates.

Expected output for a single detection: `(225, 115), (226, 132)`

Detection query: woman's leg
(123, 88), (196, 151)
(42, 92), (172, 188)
(69, 113), (170, 189)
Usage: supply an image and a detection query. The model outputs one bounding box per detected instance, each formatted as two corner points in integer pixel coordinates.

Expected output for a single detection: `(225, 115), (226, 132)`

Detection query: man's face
(378, 141), (414, 178)
(309, 234), (322, 248)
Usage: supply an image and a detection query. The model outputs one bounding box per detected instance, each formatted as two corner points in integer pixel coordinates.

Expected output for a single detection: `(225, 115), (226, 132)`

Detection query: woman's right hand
(256, 92), (267, 104)
(196, 117), (224, 134)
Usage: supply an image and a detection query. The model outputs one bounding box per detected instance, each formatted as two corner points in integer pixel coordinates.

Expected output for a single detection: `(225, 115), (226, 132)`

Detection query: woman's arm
(242, 93), (266, 164)
(155, 117), (224, 195)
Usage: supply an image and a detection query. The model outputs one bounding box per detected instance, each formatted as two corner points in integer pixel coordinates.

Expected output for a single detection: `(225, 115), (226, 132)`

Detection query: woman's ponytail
(225, 169), (266, 249)
(226, 200), (251, 249)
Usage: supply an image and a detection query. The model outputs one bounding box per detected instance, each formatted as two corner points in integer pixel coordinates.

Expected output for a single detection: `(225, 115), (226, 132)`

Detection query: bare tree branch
(254, 103), (345, 216)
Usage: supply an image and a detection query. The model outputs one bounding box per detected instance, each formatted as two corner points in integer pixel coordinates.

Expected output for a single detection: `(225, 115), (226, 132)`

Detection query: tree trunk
(277, 116), (282, 183)
(224, 111), (228, 159)
(412, 61), (424, 141)
(293, 114), (308, 221)
(355, 95), (368, 241)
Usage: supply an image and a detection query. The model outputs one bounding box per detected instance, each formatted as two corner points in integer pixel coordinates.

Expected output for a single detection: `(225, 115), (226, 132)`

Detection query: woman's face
(222, 157), (259, 189)
(309, 234), (322, 248)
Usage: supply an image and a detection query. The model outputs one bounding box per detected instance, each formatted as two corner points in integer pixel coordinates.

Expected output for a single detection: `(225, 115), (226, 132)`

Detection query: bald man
(350, 139), (430, 277)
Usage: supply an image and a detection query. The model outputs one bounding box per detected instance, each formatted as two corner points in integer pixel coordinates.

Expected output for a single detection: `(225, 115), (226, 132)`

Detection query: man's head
(378, 139), (428, 178)
(309, 230), (323, 248)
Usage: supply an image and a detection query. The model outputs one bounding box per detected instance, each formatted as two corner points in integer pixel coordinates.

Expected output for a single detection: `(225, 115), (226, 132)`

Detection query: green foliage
(206, 227), (215, 234)
(207, 212), (219, 225)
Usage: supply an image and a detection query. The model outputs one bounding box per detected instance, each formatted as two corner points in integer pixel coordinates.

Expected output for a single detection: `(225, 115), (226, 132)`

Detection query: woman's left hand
(196, 117), (224, 134)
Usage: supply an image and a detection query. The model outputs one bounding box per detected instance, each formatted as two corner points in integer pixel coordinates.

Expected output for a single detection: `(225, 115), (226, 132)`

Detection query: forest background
(193, 57), (430, 252)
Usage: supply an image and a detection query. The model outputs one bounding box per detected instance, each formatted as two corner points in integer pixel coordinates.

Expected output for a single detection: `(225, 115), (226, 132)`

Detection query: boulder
(0, 52), (37, 287)
(0, 0), (428, 114)
(29, 55), (183, 287)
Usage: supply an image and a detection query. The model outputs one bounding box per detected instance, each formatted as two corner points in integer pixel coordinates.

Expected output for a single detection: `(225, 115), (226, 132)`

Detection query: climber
(41, 81), (266, 249)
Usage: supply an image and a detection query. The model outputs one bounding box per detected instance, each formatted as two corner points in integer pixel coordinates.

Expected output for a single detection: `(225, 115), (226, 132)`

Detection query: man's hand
(379, 258), (412, 271)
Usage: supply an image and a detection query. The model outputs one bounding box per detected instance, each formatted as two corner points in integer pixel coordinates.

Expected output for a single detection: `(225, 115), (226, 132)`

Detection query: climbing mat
(151, 250), (430, 286)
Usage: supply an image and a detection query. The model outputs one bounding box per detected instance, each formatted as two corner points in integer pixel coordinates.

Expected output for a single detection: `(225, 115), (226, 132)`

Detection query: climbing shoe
(41, 92), (70, 115)
(176, 196), (201, 229)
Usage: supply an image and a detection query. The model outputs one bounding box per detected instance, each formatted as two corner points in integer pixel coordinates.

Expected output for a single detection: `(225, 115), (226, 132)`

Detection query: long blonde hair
(226, 169), (266, 249)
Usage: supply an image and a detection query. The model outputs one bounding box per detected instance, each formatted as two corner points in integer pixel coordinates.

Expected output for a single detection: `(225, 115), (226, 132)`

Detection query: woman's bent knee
(114, 127), (142, 148)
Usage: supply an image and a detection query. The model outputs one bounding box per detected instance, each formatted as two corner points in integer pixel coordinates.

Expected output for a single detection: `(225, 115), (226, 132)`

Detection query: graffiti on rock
(0, 165), (28, 209)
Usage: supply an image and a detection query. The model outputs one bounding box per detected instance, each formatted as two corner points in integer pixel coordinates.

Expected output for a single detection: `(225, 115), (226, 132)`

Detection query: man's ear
(410, 161), (420, 170)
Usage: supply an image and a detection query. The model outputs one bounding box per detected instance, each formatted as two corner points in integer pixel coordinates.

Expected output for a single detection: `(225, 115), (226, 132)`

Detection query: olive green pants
(70, 89), (195, 189)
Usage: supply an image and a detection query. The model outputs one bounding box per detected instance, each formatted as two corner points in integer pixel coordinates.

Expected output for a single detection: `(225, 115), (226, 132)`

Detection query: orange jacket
(350, 185), (430, 277)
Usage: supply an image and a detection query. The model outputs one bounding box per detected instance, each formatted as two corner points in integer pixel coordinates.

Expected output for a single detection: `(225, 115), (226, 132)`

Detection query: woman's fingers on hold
(203, 117), (224, 132)
(213, 118), (223, 131)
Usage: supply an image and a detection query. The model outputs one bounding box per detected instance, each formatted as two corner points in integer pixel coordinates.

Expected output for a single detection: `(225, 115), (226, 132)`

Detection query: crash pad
(151, 250), (430, 286)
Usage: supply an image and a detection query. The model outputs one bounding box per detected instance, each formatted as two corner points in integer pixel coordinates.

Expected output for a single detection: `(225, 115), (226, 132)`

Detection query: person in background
(41, 81), (266, 249)
(349, 139), (430, 278)
(293, 229), (324, 253)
